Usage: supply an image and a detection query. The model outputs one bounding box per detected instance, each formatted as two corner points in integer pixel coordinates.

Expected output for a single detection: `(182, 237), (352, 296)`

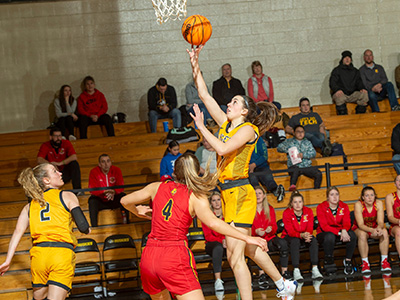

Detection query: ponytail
(18, 164), (49, 207)
(242, 96), (279, 135)
(174, 153), (219, 198)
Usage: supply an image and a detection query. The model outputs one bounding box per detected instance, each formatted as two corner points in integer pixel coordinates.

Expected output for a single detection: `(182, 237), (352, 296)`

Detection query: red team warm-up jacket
(317, 200), (351, 235)
(281, 206), (314, 238)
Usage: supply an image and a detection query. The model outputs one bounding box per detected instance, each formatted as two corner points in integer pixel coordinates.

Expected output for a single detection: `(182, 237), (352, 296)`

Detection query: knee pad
(336, 104), (348, 115)
(355, 105), (367, 114)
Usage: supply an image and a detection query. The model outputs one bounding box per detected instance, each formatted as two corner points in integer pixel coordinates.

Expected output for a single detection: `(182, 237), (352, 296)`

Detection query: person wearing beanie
(329, 50), (369, 115)
(360, 49), (400, 112)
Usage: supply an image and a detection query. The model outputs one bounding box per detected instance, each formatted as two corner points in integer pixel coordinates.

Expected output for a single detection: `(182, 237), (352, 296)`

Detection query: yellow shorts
(30, 245), (76, 291)
(220, 184), (256, 227)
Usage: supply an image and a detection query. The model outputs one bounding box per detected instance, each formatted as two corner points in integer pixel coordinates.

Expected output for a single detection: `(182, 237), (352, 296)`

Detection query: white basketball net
(151, 0), (187, 24)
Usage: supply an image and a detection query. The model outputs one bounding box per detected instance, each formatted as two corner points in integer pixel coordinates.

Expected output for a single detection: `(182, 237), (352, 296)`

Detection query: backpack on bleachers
(166, 126), (200, 144)
(331, 142), (345, 156)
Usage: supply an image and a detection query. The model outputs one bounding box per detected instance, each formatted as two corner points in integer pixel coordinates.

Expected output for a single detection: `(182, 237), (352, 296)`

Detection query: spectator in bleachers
(186, 74), (213, 126)
(88, 154), (128, 227)
(353, 186), (391, 274)
(202, 191), (225, 293)
(277, 125), (322, 191)
(148, 77), (181, 133)
(249, 137), (285, 202)
(360, 49), (400, 112)
(282, 191), (323, 282)
(391, 123), (400, 175)
(212, 63), (244, 112)
(77, 76), (115, 139)
(37, 127), (82, 193)
(160, 140), (181, 181)
(385, 175), (400, 261)
(252, 186), (290, 287)
(54, 85), (78, 141)
(285, 97), (332, 157)
(317, 186), (357, 275)
(329, 50), (369, 115)
(247, 60), (281, 110)
(195, 135), (217, 175)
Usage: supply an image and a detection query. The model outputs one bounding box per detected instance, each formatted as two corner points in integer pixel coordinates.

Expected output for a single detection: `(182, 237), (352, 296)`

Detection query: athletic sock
(312, 265), (318, 270)
(275, 277), (285, 291)
(362, 257), (369, 264)
(381, 255), (388, 261)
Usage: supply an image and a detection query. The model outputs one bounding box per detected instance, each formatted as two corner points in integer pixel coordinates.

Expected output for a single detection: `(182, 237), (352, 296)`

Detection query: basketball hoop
(151, 0), (187, 24)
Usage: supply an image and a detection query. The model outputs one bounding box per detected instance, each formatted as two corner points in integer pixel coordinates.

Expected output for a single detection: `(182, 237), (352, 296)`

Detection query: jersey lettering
(162, 199), (174, 221)
(40, 203), (51, 222)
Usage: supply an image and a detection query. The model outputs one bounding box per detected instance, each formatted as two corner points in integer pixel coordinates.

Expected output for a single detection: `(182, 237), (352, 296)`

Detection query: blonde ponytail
(18, 164), (49, 207)
(174, 153), (219, 198)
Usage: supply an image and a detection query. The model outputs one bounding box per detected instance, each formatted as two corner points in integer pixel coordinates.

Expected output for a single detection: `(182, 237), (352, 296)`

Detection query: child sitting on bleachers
(160, 140), (181, 180)
(277, 125), (322, 191)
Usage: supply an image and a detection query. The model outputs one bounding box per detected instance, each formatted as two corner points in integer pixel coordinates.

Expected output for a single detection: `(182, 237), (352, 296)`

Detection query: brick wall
(1, 0), (400, 133)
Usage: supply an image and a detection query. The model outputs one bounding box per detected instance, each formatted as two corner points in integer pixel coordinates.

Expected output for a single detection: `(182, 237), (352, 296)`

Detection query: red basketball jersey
(353, 200), (378, 230)
(392, 192), (400, 221)
(148, 181), (193, 241)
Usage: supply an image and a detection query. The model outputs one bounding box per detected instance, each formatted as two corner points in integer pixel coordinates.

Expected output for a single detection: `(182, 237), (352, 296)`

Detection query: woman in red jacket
(77, 75), (115, 139)
(317, 186), (357, 275)
(252, 186), (289, 287)
(354, 186), (391, 274)
(282, 191), (323, 282)
(202, 191), (225, 293)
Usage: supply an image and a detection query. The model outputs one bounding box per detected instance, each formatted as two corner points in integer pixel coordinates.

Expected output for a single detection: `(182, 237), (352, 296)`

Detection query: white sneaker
(215, 278), (224, 292)
(293, 268), (304, 282)
(311, 267), (323, 280)
(69, 135), (77, 141)
(276, 280), (297, 300)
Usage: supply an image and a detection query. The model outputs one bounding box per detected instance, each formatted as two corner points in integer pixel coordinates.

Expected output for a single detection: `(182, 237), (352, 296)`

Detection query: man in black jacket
(212, 63), (245, 111)
(147, 78), (181, 133)
(392, 123), (400, 175)
(329, 50), (369, 115)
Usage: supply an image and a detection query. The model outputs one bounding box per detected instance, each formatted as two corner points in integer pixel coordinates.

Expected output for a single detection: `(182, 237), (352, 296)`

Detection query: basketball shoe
(276, 280), (297, 300)
(381, 258), (391, 272)
(360, 261), (371, 274)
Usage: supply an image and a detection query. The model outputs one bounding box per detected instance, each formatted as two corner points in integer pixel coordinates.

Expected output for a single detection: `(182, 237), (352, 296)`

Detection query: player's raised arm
(121, 182), (161, 219)
(187, 46), (227, 126)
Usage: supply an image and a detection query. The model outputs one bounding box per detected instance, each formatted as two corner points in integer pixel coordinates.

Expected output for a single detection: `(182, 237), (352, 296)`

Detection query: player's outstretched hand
(187, 45), (204, 68)
(0, 261), (10, 276)
(189, 104), (204, 129)
(136, 205), (152, 220)
(246, 236), (269, 252)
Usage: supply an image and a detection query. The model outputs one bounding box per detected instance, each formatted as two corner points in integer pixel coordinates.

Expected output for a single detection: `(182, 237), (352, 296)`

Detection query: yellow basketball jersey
(217, 121), (259, 183)
(29, 189), (77, 247)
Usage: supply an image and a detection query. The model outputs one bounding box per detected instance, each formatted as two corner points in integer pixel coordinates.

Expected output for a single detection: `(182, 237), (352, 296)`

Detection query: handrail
(67, 159), (400, 194)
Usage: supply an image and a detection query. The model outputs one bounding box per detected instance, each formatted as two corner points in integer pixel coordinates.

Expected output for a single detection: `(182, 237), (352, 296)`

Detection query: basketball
(181, 15), (212, 46)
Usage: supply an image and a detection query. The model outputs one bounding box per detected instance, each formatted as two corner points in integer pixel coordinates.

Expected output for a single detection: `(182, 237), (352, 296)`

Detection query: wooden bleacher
(0, 100), (399, 297)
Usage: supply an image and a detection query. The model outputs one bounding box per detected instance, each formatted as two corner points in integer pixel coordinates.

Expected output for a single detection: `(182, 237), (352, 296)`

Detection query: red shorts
(140, 239), (201, 296)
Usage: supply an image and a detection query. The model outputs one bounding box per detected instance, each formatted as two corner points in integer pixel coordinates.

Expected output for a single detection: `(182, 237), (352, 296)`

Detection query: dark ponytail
(242, 96), (279, 135)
